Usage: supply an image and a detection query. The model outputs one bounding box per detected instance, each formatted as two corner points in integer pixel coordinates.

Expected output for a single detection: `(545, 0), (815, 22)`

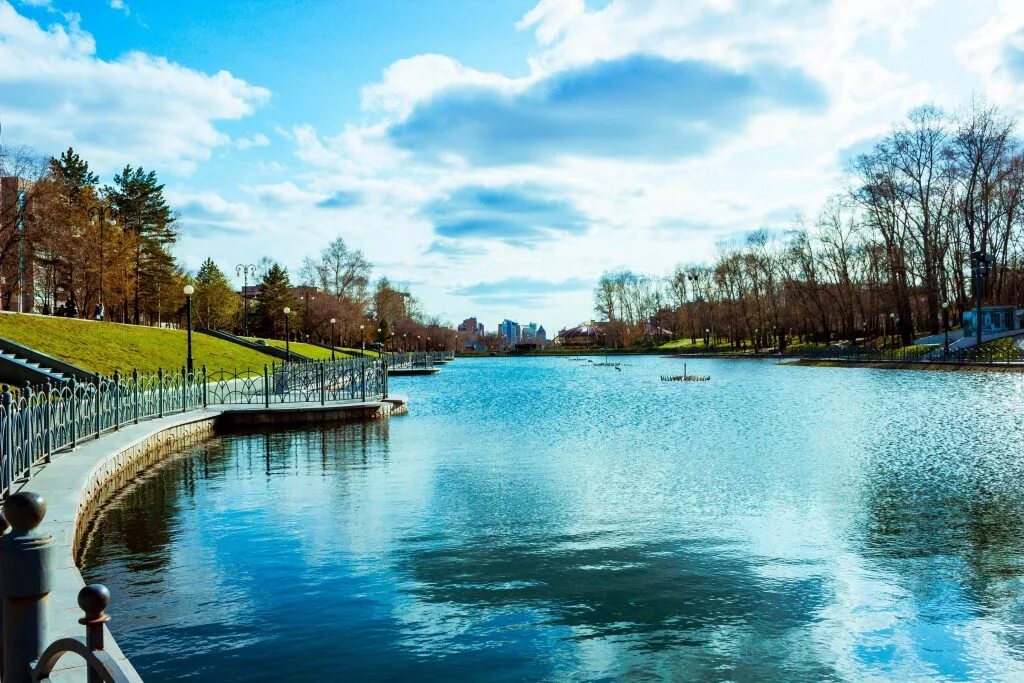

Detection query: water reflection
(80, 358), (1024, 681)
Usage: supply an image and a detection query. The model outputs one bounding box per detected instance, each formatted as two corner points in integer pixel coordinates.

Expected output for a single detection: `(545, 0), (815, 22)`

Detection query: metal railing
(0, 356), (387, 498)
(388, 351), (451, 369)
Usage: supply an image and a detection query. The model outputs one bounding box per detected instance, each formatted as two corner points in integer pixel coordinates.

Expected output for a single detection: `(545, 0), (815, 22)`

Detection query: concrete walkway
(15, 397), (406, 682)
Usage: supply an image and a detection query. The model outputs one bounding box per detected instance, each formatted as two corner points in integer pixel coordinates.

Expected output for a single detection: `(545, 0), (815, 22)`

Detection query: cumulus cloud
(108, 0), (129, 16)
(235, 133), (270, 150)
(422, 185), (588, 246)
(0, 1), (269, 173)
(316, 190), (362, 209)
(389, 55), (826, 165)
(172, 192), (255, 237)
(452, 276), (591, 306)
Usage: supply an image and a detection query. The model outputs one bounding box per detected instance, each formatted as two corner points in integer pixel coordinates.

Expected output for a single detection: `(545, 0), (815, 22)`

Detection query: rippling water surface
(80, 357), (1024, 681)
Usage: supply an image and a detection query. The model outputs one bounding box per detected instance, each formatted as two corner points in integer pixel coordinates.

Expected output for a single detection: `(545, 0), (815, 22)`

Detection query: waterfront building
(556, 322), (606, 348)
(962, 305), (1022, 337)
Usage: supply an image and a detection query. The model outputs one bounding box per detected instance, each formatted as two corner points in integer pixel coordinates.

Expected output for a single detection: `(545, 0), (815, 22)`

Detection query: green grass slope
(0, 312), (276, 376)
(240, 337), (366, 360)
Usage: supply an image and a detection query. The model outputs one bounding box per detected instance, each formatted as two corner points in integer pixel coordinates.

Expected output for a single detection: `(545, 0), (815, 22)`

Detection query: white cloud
(235, 133), (270, 150)
(108, 0), (129, 16)
(0, 1), (269, 174)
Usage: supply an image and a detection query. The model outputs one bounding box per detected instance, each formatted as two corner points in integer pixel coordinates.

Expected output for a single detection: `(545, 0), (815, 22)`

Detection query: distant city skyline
(3, 0), (1024, 331)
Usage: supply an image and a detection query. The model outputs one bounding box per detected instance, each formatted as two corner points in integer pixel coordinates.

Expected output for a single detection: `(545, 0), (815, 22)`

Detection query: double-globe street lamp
(235, 263), (257, 337)
(183, 284), (195, 374)
(283, 307), (292, 362)
(942, 301), (950, 357)
(330, 318), (337, 361)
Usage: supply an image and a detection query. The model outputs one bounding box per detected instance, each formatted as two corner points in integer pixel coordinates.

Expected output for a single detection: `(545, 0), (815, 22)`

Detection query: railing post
(320, 362), (326, 406)
(112, 371), (121, 432)
(93, 373), (101, 439)
(79, 584), (111, 683)
(383, 356), (388, 400)
(202, 365), (208, 408)
(263, 364), (270, 408)
(0, 492), (53, 683)
(132, 369), (140, 424)
(68, 378), (77, 450)
(22, 384), (32, 478)
(2, 387), (12, 497)
(43, 382), (52, 464)
(158, 368), (164, 418)
(181, 366), (187, 414)
(361, 358), (366, 402)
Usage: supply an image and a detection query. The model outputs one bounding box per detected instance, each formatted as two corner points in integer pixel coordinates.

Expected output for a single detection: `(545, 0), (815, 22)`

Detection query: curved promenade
(13, 397), (406, 682)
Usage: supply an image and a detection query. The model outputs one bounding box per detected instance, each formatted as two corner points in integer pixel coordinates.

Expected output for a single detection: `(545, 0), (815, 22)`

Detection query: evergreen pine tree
(193, 258), (239, 330)
(104, 165), (177, 324)
(49, 148), (98, 200)
(256, 263), (295, 337)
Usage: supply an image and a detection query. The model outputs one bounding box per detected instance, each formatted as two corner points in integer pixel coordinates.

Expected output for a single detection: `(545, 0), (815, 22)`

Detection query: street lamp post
(183, 284), (195, 373)
(417, 334), (421, 351)
(360, 324), (365, 353)
(283, 307), (292, 362)
(88, 205), (116, 320)
(235, 264), (256, 336)
(330, 318), (336, 361)
(942, 302), (950, 357)
(971, 250), (995, 349)
(302, 290), (315, 335)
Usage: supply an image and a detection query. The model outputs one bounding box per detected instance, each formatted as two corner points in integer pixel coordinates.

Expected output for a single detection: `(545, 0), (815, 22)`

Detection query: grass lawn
(0, 312), (276, 376)
(240, 337), (368, 360)
(659, 338), (713, 350)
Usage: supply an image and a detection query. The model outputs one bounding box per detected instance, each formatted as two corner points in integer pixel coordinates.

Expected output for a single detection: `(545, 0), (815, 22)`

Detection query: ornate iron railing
(0, 357), (387, 498)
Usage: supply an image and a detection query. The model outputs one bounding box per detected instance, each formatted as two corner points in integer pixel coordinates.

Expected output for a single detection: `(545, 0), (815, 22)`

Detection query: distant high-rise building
(458, 317), (485, 349)
(537, 325), (547, 343)
(498, 319), (521, 345)
(458, 317), (484, 338)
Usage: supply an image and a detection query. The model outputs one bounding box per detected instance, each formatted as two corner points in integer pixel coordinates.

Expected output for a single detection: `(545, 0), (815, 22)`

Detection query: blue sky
(3, 0), (1024, 331)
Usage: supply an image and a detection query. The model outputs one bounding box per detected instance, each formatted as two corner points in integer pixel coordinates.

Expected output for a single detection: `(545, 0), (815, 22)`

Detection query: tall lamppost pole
(971, 249), (994, 349)
(402, 333), (407, 352)
(300, 290), (316, 336)
(417, 334), (421, 351)
(88, 205), (116, 320)
(942, 301), (950, 357)
(360, 324), (365, 353)
(330, 318), (337, 361)
(283, 307), (292, 362)
(183, 284), (195, 373)
(235, 263), (256, 336)
(889, 312), (896, 349)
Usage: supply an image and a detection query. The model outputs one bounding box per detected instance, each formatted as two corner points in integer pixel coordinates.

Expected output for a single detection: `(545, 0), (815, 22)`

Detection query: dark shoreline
(455, 350), (1024, 373)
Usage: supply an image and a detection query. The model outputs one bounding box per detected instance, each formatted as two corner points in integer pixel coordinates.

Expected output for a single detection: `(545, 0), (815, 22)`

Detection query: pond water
(80, 357), (1024, 681)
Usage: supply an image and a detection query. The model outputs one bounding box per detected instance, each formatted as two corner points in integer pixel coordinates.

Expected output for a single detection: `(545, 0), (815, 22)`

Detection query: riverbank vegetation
(593, 99), (1024, 351)
(0, 146), (458, 351)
